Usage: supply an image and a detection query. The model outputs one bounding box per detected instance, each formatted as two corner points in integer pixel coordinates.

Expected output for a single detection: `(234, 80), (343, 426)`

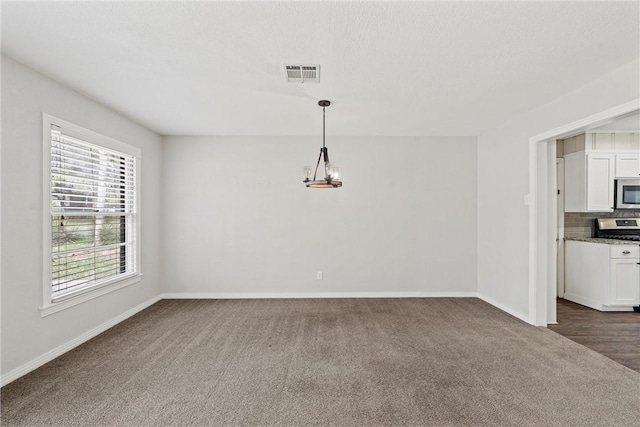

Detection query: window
(42, 114), (141, 314)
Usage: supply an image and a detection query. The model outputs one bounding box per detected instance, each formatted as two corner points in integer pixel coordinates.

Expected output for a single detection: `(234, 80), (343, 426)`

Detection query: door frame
(556, 158), (565, 300)
(527, 98), (639, 326)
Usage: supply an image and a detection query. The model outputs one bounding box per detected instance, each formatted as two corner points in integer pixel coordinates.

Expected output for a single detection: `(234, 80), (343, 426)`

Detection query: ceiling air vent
(284, 64), (320, 83)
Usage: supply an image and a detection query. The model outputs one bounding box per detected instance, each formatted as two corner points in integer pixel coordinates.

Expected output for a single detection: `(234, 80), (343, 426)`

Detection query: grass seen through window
(51, 215), (126, 292)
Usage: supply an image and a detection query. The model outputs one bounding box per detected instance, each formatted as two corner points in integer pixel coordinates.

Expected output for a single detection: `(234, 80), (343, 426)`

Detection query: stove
(594, 218), (640, 241)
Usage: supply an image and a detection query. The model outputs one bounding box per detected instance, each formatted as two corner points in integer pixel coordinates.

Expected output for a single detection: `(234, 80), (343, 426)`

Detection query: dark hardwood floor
(549, 298), (640, 373)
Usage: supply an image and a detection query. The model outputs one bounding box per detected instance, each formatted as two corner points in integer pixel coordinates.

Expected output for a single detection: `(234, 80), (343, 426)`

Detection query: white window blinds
(50, 125), (137, 301)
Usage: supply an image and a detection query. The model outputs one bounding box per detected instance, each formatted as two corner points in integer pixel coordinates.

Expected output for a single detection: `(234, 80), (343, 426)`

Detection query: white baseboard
(477, 293), (530, 324)
(159, 291), (479, 299)
(562, 292), (601, 311)
(1, 294), (161, 387)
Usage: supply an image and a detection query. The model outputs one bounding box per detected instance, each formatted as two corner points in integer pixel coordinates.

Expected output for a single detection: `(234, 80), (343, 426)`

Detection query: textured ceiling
(2, 1), (638, 136)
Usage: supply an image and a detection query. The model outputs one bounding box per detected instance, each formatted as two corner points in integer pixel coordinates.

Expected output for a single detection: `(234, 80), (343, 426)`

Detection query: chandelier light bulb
(325, 162), (333, 179)
(303, 165), (312, 182)
(331, 166), (340, 180)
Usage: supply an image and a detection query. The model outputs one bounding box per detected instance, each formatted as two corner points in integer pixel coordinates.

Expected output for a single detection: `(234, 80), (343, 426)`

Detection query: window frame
(41, 113), (142, 316)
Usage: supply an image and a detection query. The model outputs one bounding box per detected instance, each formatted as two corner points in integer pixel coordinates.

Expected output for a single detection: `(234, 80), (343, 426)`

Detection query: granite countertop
(564, 237), (640, 245)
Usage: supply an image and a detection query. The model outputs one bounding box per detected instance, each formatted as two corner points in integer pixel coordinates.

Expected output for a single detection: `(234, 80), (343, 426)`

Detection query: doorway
(528, 99), (640, 326)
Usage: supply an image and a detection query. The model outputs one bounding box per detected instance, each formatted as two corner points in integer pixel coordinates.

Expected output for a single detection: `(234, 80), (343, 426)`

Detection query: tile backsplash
(564, 211), (640, 239)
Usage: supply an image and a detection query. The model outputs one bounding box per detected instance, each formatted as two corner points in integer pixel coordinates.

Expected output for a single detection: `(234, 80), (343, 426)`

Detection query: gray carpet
(2, 298), (640, 426)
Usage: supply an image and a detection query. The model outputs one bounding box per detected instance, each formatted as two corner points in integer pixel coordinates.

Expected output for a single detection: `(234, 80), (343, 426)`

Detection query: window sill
(39, 273), (142, 317)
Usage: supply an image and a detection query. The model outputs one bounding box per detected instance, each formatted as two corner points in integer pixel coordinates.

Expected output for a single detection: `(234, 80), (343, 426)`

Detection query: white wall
(0, 56), (163, 377)
(477, 59), (640, 320)
(162, 136), (477, 296)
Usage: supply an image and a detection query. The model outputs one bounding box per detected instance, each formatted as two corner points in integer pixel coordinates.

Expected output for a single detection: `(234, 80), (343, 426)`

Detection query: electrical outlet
(317, 271), (323, 280)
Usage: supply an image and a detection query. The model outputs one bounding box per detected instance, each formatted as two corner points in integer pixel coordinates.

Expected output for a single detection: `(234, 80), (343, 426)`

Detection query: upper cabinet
(561, 131), (639, 212)
(564, 152), (614, 212)
(615, 153), (640, 178)
(588, 132), (640, 152)
(562, 132), (639, 155)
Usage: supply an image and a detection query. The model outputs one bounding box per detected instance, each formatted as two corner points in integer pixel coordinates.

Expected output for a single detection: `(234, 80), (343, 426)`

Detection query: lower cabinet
(565, 240), (639, 311)
(609, 258), (640, 306)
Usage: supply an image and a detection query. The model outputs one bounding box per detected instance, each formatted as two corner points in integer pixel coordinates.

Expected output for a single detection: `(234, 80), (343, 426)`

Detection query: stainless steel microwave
(615, 179), (640, 209)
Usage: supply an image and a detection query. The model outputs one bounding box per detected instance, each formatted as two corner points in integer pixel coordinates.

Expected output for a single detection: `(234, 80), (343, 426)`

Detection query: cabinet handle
(622, 250), (631, 254)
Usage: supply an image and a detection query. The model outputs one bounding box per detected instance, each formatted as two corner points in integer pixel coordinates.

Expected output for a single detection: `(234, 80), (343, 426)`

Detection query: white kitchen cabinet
(615, 153), (640, 178)
(587, 153), (615, 211)
(564, 151), (614, 212)
(609, 246), (640, 305)
(612, 133), (633, 150)
(565, 240), (639, 311)
(593, 133), (614, 151)
(583, 132), (640, 151)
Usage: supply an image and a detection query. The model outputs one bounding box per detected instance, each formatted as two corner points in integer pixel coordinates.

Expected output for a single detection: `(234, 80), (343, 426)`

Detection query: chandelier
(303, 100), (342, 188)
